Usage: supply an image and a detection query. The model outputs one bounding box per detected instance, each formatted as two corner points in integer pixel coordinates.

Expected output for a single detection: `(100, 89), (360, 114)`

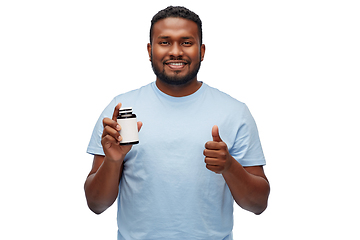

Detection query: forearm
(84, 157), (123, 214)
(222, 158), (270, 215)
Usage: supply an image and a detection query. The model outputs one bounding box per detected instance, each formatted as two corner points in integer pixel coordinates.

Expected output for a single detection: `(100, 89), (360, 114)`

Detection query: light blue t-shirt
(87, 82), (266, 240)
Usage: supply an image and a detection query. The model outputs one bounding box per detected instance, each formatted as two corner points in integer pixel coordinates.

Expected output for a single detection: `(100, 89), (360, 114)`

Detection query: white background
(1, 0), (359, 239)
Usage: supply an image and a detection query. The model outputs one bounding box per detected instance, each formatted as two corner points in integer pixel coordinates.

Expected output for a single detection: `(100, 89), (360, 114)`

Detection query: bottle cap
(119, 107), (133, 114)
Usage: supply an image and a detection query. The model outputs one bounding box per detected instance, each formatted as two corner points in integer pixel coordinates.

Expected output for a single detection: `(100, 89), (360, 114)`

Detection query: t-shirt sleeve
(86, 98), (118, 156)
(230, 104), (266, 167)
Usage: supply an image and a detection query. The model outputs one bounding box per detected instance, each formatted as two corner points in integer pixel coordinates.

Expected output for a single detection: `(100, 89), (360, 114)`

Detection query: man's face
(148, 17), (205, 86)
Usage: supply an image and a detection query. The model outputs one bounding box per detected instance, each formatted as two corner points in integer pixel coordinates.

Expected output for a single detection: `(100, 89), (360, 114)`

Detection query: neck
(155, 78), (202, 97)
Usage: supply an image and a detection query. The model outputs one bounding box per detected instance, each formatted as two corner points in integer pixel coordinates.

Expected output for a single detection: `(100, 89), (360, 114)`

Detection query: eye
(160, 41), (170, 46)
(182, 41), (192, 46)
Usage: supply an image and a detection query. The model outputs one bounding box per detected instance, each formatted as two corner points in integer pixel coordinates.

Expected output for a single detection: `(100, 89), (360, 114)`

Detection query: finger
(206, 164), (222, 174)
(101, 134), (120, 147)
(204, 157), (219, 166)
(203, 148), (219, 158)
(112, 103), (122, 121)
(212, 125), (222, 142)
(137, 121), (143, 132)
(103, 117), (121, 131)
(102, 125), (122, 142)
(205, 141), (227, 150)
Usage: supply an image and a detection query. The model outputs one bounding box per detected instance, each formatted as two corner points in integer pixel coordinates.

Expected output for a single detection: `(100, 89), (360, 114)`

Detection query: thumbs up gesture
(203, 125), (233, 174)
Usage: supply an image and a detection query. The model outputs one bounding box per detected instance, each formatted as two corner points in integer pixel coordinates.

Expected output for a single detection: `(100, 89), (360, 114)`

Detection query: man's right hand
(101, 103), (142, 163)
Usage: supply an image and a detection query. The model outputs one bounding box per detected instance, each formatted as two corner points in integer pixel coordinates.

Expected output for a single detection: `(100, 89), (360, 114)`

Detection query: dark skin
(85, 17), (270, 215)
(147, 17), (205, 97)
(84, 103), (143, 214)
(204, 125), (270, 214)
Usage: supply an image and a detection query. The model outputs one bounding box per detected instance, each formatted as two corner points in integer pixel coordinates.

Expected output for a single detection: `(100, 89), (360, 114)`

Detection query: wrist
(104, 155), (125, 165)
(222, 157), (241, 176)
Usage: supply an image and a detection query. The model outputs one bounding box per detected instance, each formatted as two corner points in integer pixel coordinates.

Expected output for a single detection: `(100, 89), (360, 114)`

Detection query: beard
(151, 56), (201, 86)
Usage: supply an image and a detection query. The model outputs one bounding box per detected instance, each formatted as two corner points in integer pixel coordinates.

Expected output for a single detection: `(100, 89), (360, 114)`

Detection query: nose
(169, 43), (183, 58)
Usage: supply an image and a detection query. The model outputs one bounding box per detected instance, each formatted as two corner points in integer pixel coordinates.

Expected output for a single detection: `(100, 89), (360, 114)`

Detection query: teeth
(169, 63), (184, 66)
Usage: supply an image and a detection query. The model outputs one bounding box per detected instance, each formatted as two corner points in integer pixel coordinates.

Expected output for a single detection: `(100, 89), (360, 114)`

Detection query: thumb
(137, 121), (143, 132)
(212, 125), (222, 142)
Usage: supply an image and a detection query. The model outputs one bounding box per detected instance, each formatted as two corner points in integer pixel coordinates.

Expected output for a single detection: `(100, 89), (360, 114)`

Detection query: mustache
(163, 58), (190, 64)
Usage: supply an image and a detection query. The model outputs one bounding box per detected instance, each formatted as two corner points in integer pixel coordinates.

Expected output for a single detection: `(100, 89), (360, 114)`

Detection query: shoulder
(205, 84), (244, 103)
(113, 82), (153, 102)
(202, 83), (257, 131)
(203, 83), (247, 112)
(99, 83), (153, 119)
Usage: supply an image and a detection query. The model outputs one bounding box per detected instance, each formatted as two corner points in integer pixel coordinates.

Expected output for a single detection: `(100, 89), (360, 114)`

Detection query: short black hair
(150, 6), (203, 45)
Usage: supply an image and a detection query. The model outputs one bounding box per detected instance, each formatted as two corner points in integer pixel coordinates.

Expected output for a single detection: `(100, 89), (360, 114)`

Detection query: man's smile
(148, 16), (204, 87)
(164, 60), (188, 70)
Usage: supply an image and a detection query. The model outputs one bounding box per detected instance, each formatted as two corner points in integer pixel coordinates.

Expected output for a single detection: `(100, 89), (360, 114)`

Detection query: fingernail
(116, 125), (121, 131)
(118, 136), (122, 141)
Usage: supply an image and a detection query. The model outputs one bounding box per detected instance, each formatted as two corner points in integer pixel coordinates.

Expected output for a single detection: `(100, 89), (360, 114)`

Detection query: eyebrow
(157, 36), (195, 40)
(181, 36), (195, 40)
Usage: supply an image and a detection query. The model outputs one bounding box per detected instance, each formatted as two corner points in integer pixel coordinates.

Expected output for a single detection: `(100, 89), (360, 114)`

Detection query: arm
(223, 162), (270, 215)
(84, 103), (142, 214)
(203, 126), (270, 215)
(84, 155), (123, 214)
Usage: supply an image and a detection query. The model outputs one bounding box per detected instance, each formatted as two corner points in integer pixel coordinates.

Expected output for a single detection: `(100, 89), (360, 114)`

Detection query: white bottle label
(117, 118), (139, 144)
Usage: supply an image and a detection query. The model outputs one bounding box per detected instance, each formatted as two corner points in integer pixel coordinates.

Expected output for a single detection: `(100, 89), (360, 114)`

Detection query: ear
(200, 44), (205, 61)
(147, 43), (152, 61)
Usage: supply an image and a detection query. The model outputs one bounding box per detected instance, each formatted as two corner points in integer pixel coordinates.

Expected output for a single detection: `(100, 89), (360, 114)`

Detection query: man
(85, 6), (270, 240)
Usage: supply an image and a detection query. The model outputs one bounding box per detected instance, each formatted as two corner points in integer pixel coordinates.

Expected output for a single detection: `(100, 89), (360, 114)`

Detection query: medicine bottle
(117, 107), (139, 145)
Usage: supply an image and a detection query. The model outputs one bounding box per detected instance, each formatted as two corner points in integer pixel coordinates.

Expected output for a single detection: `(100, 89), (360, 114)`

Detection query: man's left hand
(203, 125), (234, 174)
